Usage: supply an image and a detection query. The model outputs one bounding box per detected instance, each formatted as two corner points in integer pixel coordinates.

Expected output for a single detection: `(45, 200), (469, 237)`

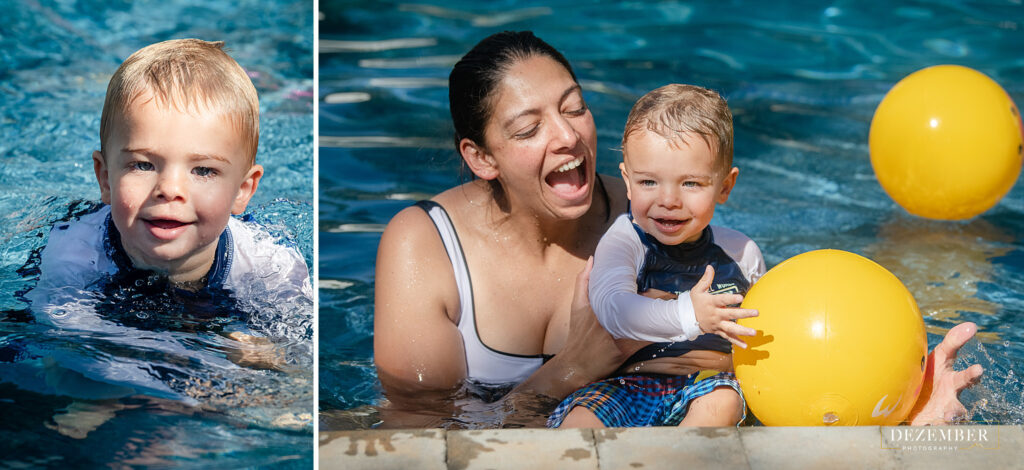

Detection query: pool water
(319, 0), (1024, 429)
(1, 0), (313, 467)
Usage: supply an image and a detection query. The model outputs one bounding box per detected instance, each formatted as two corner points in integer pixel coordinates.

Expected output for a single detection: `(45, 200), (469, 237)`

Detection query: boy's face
(93, 94), (262, 281)
(620, 130), (737, 245)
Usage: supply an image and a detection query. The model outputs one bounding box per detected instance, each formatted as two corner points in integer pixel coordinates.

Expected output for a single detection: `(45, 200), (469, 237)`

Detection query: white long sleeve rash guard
(588, 213), (766, 344)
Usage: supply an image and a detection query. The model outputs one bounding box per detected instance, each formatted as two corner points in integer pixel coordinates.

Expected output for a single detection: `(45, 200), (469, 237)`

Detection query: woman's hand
(516, 257), (644, 399)
(562, 257), (645, 382)
(908, 322), (984, 425)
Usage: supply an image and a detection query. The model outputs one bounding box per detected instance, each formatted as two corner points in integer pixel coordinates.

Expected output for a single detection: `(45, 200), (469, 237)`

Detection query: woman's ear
(460, 138), (499, 180)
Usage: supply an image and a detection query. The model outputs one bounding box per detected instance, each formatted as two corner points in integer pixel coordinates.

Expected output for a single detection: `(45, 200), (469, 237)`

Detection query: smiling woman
(372, 31), (632, 426)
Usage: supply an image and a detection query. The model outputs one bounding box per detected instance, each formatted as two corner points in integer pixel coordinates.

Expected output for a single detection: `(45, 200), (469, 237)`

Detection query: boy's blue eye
(193, 167), (217, 177)
(131, 161), (155, 171)
(683, 181), (699, 187)
(639, 179), (656, 187)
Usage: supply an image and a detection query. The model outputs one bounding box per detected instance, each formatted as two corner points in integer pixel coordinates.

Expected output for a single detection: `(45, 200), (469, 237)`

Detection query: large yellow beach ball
(869, 65), (1023, 220)
(733, 250), (927, 426)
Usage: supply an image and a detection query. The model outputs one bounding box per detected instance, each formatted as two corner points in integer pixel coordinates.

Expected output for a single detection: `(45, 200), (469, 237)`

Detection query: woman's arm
(512, 257), (641, 400)
(374, 201), (640, 426)
(374, 206), (469, 404)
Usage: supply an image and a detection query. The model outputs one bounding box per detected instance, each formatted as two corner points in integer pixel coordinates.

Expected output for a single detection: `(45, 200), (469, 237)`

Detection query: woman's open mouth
(544, 156), (589, 200)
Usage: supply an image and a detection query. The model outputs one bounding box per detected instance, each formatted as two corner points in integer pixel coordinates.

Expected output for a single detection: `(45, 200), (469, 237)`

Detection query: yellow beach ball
(733, 250), (927, 426)
(869, 65), (1023, 220)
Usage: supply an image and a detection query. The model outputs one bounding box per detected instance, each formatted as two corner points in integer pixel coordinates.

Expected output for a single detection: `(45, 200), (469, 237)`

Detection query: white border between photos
(312, 0), (321, 467)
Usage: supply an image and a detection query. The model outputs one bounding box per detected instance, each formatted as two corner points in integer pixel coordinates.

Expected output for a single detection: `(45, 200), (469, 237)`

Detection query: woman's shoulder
(380, 204), (448, 265)
(377, 193), (463, 325)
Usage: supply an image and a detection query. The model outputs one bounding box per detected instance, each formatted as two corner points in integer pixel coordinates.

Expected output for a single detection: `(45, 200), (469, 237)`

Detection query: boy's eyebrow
(188, 153), (232, 164)
(502, 84), (583, 129)
(120, 147), (231, 164)
(631, 169), (713, 180)
(121, 147), (156, 156)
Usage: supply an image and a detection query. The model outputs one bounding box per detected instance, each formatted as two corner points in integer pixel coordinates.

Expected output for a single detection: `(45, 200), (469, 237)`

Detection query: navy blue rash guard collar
(625, 205), (714, 261)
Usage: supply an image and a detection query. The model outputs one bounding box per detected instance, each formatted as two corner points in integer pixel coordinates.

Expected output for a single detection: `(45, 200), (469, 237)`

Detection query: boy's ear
(619, 161), (632, 200)
(92, 151), (112, 204)
(231, 164), (264, 215)
(716, 167), (739, 204)
(460, 138), (499, 180)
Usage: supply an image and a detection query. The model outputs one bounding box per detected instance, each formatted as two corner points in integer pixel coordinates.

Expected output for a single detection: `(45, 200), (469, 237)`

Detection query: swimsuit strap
(414, 200), (474, 329)
(414, 200), (547, 384)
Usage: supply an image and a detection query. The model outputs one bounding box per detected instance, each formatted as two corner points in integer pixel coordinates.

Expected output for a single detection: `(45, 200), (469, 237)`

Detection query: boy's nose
(154, 171), (187, 201)
(658, 188), (683, 208)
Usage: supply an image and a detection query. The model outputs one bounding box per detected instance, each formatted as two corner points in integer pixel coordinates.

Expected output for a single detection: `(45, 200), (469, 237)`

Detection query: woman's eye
(514, 126), (539, 139)
(193, 167), (217, 177)
(130, 161), (154, 171)
(564, 103), (587, 116)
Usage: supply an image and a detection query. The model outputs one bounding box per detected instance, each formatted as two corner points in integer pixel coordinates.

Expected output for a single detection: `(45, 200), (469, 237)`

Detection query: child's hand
(226, 332), (288, 371)
(690, 265), (759, 349)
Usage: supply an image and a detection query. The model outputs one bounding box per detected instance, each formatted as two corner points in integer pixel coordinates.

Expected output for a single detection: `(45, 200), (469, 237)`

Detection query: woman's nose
(550, 114), (580, 151)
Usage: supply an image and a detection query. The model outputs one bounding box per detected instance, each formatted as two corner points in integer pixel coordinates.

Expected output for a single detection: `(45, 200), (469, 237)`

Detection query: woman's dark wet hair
(449, 31), (577, 151)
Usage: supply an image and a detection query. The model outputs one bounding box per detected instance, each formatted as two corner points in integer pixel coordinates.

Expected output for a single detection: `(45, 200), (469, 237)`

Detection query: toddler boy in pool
(549, 84), (765, 428)
(28, 39), (311, 343)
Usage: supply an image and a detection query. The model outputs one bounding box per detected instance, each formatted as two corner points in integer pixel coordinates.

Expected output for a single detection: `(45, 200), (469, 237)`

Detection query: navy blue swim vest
(625, 220), (750, 364)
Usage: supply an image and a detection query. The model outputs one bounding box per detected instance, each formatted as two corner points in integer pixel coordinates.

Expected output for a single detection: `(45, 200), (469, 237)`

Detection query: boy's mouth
(144, 218), (193, 240)
(544, 156), (588, 199)
(652, 217), (688, 232)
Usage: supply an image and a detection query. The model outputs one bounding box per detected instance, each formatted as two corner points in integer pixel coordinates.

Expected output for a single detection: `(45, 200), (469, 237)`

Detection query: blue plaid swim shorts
(547, 371), (744, 427)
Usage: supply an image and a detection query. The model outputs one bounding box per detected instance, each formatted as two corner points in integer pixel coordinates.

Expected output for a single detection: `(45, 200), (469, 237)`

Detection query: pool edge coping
(319, 425), (1024, 469)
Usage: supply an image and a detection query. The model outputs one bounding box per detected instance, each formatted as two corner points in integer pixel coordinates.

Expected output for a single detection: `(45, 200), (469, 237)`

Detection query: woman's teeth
(554, 157), (583, 173)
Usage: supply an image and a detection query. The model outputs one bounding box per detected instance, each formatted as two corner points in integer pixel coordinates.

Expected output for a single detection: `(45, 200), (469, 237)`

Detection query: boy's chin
(125, 243), (211, 275)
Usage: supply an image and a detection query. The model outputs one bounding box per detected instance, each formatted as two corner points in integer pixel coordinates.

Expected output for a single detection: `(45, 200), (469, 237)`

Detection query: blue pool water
(319, 0), (1024, 429)
(1, 0), (313, 467)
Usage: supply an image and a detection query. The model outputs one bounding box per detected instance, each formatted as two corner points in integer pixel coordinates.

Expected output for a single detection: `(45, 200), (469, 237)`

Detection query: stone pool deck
(320, 425), (1022, 469)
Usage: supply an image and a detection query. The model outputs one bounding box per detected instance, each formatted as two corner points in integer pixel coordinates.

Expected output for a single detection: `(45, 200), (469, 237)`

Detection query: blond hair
(99, 38), (259, 163)
(622, 84), (733, 174)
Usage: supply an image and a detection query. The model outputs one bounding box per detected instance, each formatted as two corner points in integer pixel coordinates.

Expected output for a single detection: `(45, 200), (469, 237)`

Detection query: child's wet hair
(99, 38), (259, 164)
(623, 84), (734, 174)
